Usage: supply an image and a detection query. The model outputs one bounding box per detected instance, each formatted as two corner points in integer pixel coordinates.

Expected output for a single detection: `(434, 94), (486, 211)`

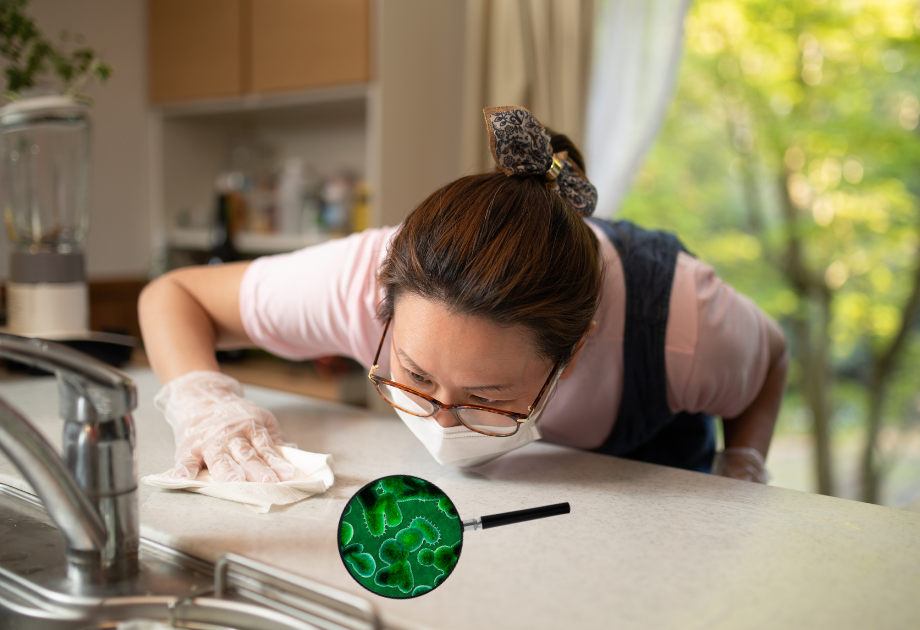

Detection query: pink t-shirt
(240, 222), (771, 450)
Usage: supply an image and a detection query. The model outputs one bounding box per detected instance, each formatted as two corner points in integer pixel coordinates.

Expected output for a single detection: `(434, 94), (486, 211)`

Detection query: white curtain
(461, 0), (594, 175)
(584, 0), (690, 218)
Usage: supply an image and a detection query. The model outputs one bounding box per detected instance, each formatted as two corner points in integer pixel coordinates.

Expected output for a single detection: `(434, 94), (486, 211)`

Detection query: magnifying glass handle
(462, 502), (570, 532)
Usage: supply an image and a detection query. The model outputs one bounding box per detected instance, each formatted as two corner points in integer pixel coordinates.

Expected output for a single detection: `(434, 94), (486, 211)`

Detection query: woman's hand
(156, 371), (302, 483)
(712, 447), (769, 483)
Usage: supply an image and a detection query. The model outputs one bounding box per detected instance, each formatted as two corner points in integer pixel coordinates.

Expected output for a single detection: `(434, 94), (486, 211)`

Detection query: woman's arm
(721, 315), (789, 463)
(138, 262), (252, 383)
(138, 262), (305, 483)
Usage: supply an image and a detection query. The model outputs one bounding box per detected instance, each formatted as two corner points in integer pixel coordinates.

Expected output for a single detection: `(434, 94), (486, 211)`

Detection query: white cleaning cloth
(142, 446), (334, 513)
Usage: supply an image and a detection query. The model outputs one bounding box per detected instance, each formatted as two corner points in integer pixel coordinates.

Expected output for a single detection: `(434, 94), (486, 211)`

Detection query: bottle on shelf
(319, 172), (355, 235)
(300, 165), (323, 235)
(208, 175), (244, 265)
(246, 171), (276, 234)
(277, 156), (304, 235)
(351, 181), (370, 233)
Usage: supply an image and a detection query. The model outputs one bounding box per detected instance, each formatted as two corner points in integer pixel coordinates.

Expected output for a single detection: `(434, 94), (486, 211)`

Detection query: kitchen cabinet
(251, 0), (370, 94)
(149, 0), (369, 104)
(149, 0), (245, 103)
(88, 279), (148, 339)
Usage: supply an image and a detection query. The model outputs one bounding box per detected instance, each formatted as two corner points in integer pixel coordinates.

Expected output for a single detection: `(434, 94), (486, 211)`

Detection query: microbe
(337, 475), (463, 599)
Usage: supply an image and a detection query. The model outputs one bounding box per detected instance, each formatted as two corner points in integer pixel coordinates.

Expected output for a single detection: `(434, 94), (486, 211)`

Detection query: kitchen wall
(0, 0), (151, 280)
(373, 0), (467, 227)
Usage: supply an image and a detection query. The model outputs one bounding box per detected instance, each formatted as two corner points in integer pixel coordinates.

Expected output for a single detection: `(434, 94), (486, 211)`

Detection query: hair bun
(483, 105), (597, 216)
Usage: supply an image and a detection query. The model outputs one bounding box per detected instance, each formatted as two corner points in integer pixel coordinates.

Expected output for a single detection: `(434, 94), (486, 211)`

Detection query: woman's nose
(433, 409), (461, 428)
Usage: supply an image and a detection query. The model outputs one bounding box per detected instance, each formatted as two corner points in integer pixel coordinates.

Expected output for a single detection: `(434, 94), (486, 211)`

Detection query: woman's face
(389, 293), (555, 428)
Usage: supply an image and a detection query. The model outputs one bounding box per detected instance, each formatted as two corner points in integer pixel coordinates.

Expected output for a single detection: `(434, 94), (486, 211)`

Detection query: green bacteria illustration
(410, 517), (439, 544)
(338, 475), (463, 599)
(340, 521), (354, 545)
(417, 541), (461, 587)
(342, 543), (376, 578)
(340, 507), (376, 578)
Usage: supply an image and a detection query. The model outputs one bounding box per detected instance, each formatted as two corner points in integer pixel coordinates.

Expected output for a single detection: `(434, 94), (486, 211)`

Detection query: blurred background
(616, 0), (920, 511)
(0, 0), (917, 510)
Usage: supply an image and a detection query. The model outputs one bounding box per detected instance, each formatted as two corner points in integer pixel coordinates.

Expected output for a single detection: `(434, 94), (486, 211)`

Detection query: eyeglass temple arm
(370, 318), (392, 375)
(528, 360), (562, 413)
(461, 502), (570, 533)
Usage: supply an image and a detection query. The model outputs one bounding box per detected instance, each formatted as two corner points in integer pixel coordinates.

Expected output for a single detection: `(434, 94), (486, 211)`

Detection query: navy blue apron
(586, 219), (716, 473)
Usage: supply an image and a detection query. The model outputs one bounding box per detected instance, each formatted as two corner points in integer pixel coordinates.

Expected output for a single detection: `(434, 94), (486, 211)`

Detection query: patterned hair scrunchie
(484, 105), (598, 216)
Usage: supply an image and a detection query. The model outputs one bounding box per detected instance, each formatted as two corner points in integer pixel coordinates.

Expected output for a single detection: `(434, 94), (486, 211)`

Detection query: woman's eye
(407, 370), (429, 385)
(472, 396), (498, 405)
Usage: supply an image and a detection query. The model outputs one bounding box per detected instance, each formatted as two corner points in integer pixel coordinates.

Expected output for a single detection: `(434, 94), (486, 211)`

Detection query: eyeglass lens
(376, 382), (519, 436)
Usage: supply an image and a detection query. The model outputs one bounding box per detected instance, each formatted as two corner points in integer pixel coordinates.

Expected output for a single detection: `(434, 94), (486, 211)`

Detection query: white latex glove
(154, 370), (303, 483)
(711, 447), (769, 484)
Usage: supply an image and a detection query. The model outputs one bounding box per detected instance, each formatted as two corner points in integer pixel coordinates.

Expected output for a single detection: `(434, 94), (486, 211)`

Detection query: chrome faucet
(0, 333), (138, 585)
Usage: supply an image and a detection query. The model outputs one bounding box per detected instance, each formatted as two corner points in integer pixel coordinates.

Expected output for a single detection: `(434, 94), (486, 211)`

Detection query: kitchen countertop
(0, 368), (918, 630)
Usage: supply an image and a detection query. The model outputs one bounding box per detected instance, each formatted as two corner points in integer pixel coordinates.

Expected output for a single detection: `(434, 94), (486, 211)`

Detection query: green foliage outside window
(620, 0), (920, 504)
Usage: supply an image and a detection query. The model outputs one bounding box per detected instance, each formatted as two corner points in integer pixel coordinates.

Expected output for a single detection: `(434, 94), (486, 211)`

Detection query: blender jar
(0, 95), (91, 337)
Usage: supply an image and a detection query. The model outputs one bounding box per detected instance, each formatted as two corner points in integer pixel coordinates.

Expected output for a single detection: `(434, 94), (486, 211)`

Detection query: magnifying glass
(337, 474), (570, 599)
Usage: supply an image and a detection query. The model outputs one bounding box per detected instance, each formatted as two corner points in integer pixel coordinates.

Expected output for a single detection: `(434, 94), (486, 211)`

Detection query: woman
(139, 106), (787, 485)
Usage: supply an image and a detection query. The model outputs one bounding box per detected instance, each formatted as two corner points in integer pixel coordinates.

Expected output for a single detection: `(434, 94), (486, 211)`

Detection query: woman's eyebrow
(397, 349), (431, 377)
(465, 383), (515, 394)
(397, 350), (515, 395)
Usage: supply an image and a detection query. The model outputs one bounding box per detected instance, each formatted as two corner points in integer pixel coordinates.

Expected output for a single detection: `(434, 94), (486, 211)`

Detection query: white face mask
(391, 368), (563, 468)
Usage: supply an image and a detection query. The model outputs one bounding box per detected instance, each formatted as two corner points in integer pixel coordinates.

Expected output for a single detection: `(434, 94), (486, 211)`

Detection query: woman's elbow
(766, 316), (788, 369)
(138, 270), (192, 335)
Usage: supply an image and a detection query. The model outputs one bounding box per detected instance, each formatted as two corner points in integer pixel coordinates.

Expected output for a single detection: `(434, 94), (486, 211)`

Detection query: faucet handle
(0, 333), (137, 422)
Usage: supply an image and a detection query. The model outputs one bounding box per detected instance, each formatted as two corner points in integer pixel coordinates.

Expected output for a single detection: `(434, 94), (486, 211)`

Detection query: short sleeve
(239, 226), (398, 368)
(666, 255), (772, 419)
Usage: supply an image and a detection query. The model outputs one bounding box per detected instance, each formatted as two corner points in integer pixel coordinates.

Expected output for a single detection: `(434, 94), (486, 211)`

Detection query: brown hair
(376, 133), (602, 365)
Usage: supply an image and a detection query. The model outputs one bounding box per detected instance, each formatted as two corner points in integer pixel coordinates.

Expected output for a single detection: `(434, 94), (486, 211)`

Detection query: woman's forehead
(391, 295), (544, 378)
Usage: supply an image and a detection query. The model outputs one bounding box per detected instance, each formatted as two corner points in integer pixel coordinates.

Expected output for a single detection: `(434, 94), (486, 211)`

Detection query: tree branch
(876, 221), (920, 376)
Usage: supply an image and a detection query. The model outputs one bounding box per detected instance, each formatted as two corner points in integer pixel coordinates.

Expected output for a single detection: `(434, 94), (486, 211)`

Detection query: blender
(0, 95), (134, 363)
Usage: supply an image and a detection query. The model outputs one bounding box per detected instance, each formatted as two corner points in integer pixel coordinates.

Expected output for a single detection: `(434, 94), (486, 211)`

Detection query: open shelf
(167, 228), (334, 255)
(152, 82), (371, 272)
(153, 83), (369, 120)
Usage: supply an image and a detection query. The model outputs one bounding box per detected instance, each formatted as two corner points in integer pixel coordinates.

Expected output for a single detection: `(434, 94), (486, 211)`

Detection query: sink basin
(0, 484), (382, 630)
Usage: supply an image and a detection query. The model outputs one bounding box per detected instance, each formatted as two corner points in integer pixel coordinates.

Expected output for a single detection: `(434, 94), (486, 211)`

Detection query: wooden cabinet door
(250, 0), (370, 93)
(149, 0), (244, 103)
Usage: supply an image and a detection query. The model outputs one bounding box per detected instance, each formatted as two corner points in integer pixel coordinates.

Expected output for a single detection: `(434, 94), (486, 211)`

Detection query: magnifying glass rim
(337, 474), (464, 599)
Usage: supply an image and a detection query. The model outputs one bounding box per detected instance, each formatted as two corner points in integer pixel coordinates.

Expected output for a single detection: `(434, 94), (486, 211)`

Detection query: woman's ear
(560, 320), (596, 380)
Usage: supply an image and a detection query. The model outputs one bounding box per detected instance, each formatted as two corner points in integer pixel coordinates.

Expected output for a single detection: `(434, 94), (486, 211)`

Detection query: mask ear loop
(530, 322), (594, 420)
(527, 363), (566, 425)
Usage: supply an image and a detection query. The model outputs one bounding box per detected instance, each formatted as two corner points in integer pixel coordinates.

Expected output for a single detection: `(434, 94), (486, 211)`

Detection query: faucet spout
(0, 334), (139, 584)
(0, 398), (106, 552)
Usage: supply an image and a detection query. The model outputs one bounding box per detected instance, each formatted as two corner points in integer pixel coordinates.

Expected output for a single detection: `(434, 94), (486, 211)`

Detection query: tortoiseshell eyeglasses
(368, 318), (559, 437)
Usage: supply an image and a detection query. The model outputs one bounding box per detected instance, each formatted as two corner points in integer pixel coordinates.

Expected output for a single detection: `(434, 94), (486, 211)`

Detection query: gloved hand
(155, 370), (303, 483)
(712, 447), (769, 484)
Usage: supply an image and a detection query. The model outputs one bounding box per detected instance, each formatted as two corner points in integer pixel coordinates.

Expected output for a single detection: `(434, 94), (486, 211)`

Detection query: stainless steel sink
(0, 336), (386, 630)
(0, 336), (384, 630)
(0, 483), (383, 630)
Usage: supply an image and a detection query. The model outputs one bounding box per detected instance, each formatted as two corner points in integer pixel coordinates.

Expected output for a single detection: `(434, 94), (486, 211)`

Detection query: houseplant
(0, 0), (112, 102)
